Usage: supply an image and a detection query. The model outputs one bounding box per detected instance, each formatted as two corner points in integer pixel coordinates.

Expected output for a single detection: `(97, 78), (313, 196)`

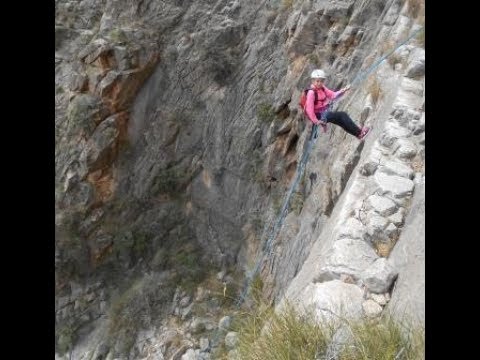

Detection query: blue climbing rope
(235, 122), (320, 307)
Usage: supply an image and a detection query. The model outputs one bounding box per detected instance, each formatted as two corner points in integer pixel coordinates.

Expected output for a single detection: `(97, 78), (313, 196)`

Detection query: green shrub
(108, 28), (128, 44)
(257, 103), (276, 123)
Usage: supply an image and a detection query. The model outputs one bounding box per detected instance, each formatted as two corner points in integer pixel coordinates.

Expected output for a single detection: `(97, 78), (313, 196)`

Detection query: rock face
(279, 0), (424, 335)
(298, 280), (365, 323)
(387, 181), (425, 325)
(55, 0), (425, 358)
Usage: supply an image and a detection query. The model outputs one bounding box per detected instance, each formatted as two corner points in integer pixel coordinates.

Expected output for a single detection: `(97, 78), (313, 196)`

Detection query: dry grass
(411, 158), (424, 173)
(341, 316), (425, 360)
(233, 302), (425, 360)
(362, 53), (376, 69)
(235, 303), (332, 360)
(197, 270), (243, 309)
(307, 52), (321, 67)
(387, 51), (403, 68)
(380, 40), (395, 56)
(375, 241), (395, 257)
(367, 77), (382, 105)
(289, 191), (304, 215)
(281, 0), (294, 10)
(406, 0), (425, 19)
(380, 40), (403, 69)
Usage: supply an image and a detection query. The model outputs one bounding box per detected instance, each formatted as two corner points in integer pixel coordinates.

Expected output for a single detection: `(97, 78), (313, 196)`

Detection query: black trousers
(318, 111), (361, 137)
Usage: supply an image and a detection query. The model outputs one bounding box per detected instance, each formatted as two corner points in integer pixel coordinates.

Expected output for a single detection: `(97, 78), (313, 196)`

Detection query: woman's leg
(325, 111), (361, 137)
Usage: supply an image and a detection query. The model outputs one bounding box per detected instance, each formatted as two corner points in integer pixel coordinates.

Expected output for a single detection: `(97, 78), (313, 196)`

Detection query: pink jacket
(305, 85), (344, 125)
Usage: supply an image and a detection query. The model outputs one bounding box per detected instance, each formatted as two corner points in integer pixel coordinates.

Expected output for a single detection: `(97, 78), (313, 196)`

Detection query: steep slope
(55, 0), (424, 358)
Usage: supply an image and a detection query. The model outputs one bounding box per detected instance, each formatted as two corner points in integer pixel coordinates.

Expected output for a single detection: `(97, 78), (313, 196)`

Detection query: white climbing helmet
(311, 69), (327, 79)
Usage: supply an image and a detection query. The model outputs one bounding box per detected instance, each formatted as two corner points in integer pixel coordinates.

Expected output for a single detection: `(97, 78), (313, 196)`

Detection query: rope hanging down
(235, 123), (320, 307)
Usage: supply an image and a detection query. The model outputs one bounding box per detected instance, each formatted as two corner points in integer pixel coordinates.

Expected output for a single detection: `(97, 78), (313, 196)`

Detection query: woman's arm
(328, 84), (351, 99)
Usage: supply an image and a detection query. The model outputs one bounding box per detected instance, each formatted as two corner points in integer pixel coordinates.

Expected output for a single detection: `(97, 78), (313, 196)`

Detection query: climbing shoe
(358, 126), (371, 140)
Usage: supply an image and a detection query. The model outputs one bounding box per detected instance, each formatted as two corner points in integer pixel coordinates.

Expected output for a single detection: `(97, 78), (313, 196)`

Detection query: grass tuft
(233, 300), (425, 360)
(367, 77), (382, 105)
(406, 0), (425, 19)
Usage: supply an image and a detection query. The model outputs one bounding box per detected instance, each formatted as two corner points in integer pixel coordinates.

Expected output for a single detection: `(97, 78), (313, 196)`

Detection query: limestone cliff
(55, 0), (424, 358)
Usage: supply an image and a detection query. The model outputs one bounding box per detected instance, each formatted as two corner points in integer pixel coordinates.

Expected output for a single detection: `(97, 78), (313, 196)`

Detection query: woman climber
(304, 69), (370, 140)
